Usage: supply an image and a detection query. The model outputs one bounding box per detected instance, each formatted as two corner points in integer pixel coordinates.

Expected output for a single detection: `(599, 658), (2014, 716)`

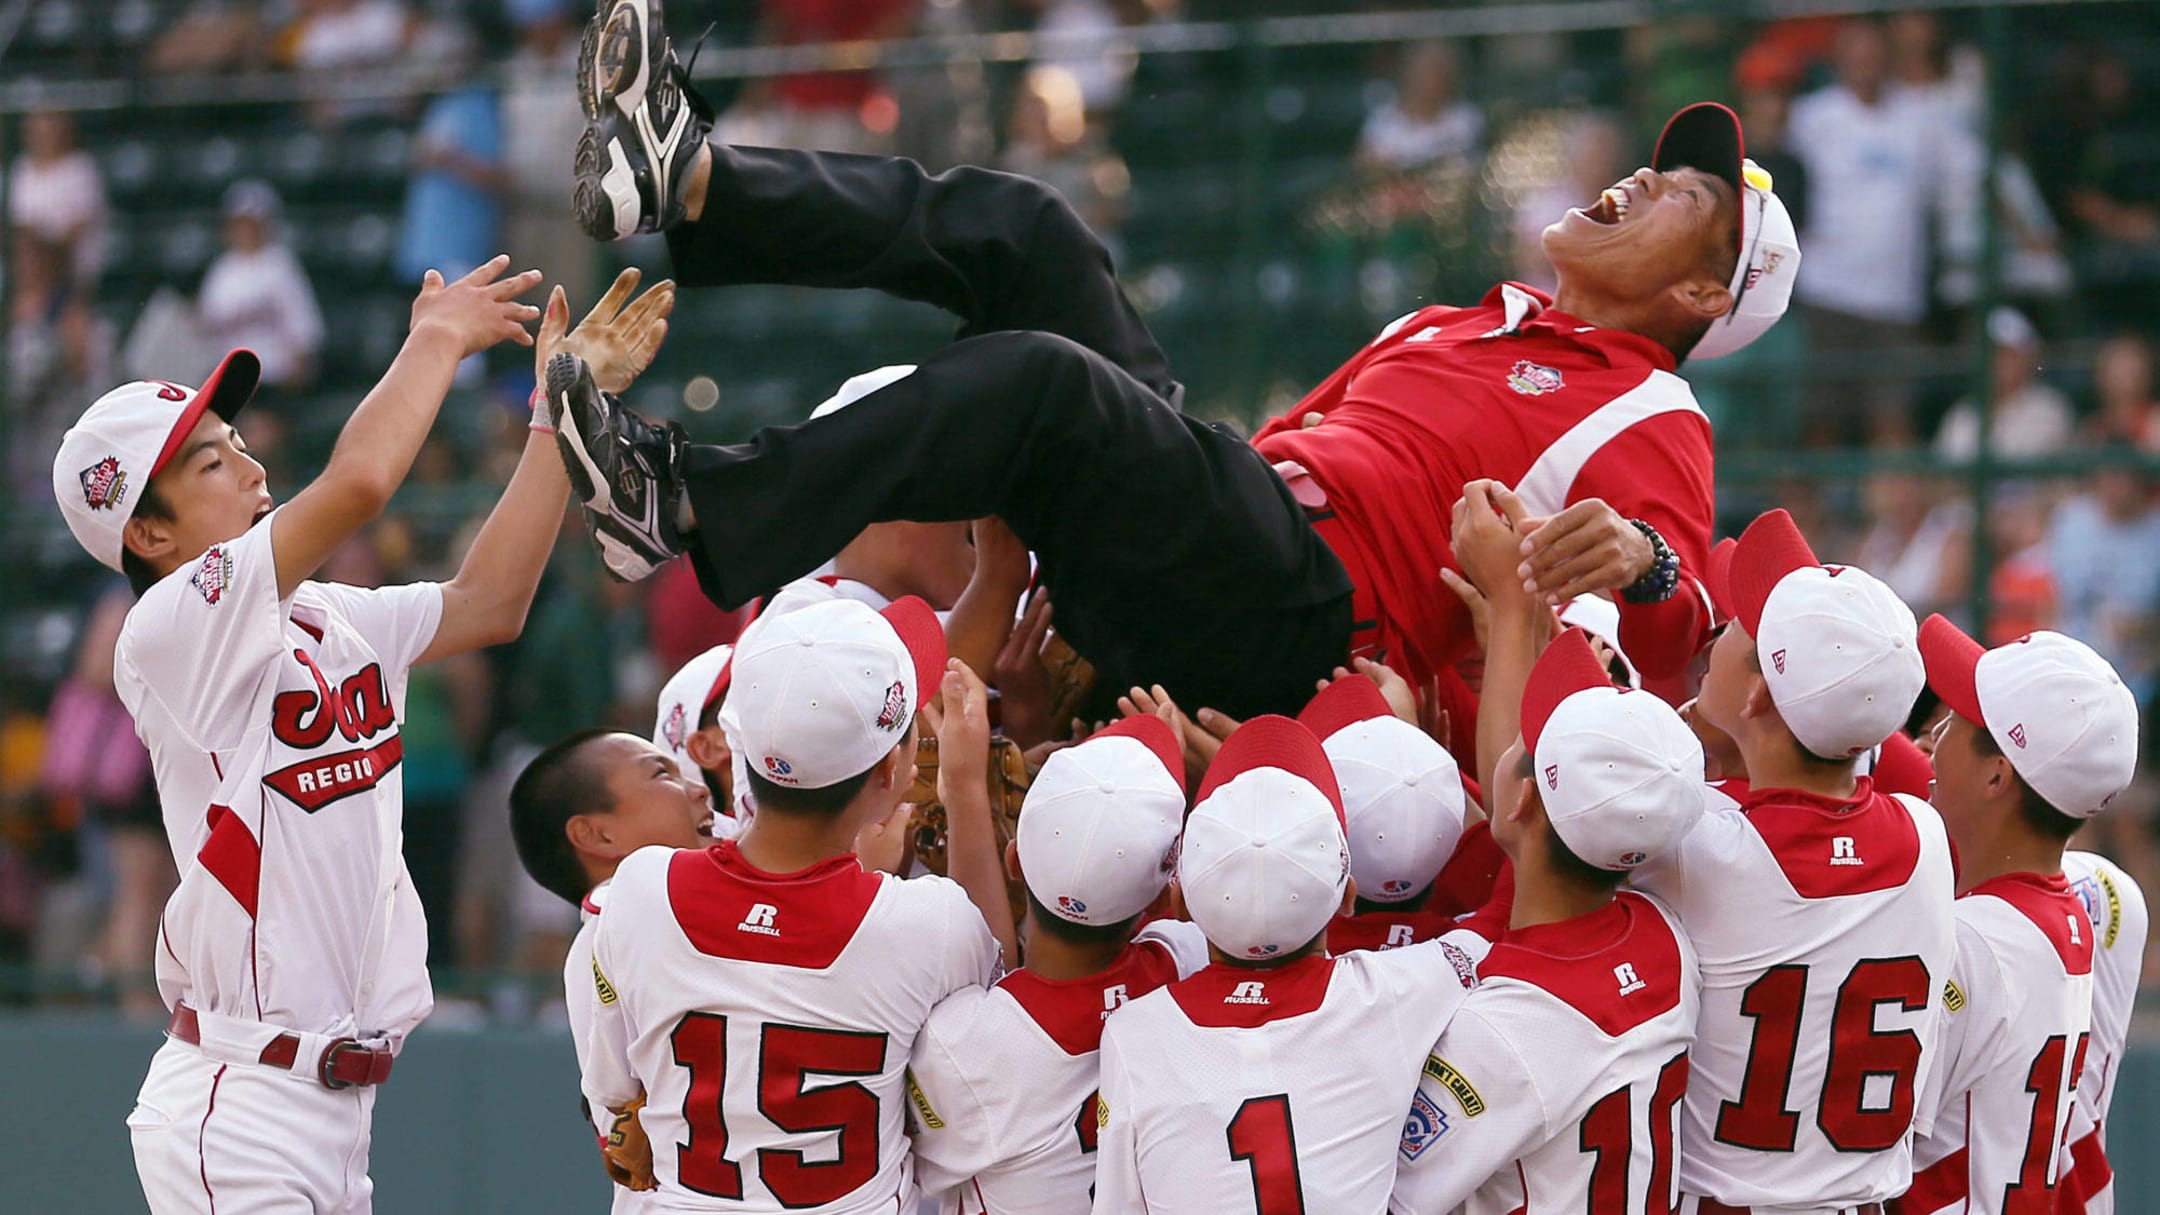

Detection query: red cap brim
(1726, 509), (1819, 637)
(1522, 629), (1614, 753)
(1093, 714), (1188, 796)
(879, 596), (948, 709)
(1296, 676), (1395, 741)
(1919, 613), (1987, 728)
(150, 349), (262, 478)
(1703, 537), (1739, 621)
(1653, 101), (1747, 249)
(1195, 715), (1345, 828)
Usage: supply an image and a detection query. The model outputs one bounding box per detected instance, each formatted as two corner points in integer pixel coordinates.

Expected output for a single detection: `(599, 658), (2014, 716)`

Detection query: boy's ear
(685, 727), (729, 774)
(1005, 839), (1023, 884)
(123, 512), (177, 567)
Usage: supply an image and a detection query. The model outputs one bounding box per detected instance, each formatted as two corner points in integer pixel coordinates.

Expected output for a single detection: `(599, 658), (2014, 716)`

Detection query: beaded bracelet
(1620, 519), (1680, 605)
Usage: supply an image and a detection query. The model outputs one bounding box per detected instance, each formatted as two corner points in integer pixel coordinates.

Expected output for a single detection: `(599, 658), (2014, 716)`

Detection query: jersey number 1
(671, 1013), (888, 1206)
(1227, 1094), (1308, 1215)
(2004, 1032), (2089, 1215)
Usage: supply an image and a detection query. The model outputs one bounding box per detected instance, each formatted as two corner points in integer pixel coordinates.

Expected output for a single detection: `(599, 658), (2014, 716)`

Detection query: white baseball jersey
(1630, 780), (1957, 1208)
(1392, 892), (1700, 1215)
(1092, 932), (1485, 1214)
(582, 841), (1000, 1213)
(1897, 871), (2095, 1215)
(565, 880), (651, 1215)
(907, 920), (1211, 1214)
(115, 514), (442, 1044)
(2057, 851), (2148, 1215)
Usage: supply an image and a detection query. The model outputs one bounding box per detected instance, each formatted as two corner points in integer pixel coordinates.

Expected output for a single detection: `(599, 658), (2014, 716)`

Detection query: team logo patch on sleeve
(1422, 1055), (1486, 1116)
(905, 1072), (944, 1130)
(191, 546), (233, 604)
(592, 957), (618, 1006)
(1440, 940), (1478, 989)
(1942, 979), (1965, 1013)
(79, 456), (129, 511)
(1399, 1089), (1451, 1160)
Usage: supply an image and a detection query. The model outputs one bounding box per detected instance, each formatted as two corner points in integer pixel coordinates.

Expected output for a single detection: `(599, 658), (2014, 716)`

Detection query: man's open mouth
(1579, 183), (1633, 226)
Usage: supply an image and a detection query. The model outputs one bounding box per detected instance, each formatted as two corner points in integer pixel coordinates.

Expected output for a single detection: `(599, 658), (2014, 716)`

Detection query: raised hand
(538, 267), (677, 396)
(410, 254), (543, 357)
(1514, 497), (1654, 606)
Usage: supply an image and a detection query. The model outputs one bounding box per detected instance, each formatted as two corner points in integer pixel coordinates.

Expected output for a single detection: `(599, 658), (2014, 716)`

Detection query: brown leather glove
(601, 1093), (658, 1192)
(906, 733), (1032, 912)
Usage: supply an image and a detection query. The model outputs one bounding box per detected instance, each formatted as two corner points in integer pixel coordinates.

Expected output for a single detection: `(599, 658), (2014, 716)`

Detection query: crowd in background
(4, 0), (2160, 1021)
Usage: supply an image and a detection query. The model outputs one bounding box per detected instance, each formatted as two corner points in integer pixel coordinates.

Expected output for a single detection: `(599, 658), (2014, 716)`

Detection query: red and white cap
(1728, 509), (1923, 759)
(728, 596), (945, 790)
(51, 350), (261, 571)
(653, 644), (734, 772)
(1652, 102), (1801, 361)
(1919, 616), (2140, 818)
(1017, 715), (1188, 927)
(1523, 629), (1706, 870)
(1179, 716), (1350, 960)
(1298, 678), (1464, 903)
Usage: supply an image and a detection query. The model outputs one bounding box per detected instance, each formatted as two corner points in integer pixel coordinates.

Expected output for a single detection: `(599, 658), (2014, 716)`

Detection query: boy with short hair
(905, 714), (1205, 1213)
(1893, 619), (2140, 1214)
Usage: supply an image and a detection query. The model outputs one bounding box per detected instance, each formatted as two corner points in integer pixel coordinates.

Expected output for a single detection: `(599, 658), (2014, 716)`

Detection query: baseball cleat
(549, 351), (687, 582)
(574, 0), (712, 241)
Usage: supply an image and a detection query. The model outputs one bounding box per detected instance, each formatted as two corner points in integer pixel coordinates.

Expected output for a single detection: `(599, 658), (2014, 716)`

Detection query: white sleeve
(1914, 917), (2007, 1139)
(115, 516), (286, 751)
(905, 988), (1006, 1200)
(579, 910), (642, 1117)
(1369, 929), (1481, 1045)
(1090, 1025), (1146, 1214)
(938, 878), (1003, 994)
(1391, 1010), (1552, 1215)
(311, 580), (445, 683)
(1133, 918), (1212, 978)
(562, 923), (614, 1137)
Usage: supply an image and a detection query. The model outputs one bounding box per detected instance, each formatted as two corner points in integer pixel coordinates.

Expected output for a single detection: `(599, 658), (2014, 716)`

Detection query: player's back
(2058, 851), (2148, 1214)
(908, 921), (1210, 1215)
(1897, 872), (2095, 1215)
(1630, 781), (1956, 1207)
(592, 841), (999, 1214)
(1092, 938), (1477, 1214)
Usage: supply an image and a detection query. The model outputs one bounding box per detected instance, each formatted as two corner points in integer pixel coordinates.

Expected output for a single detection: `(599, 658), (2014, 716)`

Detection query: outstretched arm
(419, 270), (675, 664)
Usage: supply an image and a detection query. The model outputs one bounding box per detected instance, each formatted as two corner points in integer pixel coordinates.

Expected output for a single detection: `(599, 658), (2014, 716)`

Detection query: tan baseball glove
(906, 734), (1031, 893)
(601, 1093), (658, 1192)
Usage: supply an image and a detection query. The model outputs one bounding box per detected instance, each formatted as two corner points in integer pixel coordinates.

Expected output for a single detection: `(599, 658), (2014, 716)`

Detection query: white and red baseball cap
(1017, 715), (1188, 927)
(1179, 716), (1351, 960)
(653, 644), (734, 773)
(1298, 677), (1464, 903)
(1522, 629), (1705, 869)
(1652, 102), (1801, 361)
(51, 350), (262, 571)
(728, 596), (945, 790)
(1920, 616), (2140, 818)
(1727, 509), (1923, 759)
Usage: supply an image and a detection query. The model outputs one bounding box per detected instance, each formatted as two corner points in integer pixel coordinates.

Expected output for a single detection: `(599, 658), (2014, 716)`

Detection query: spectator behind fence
(150, 0), (270, 75)
(1789, 17), (1973, 446)
(1029, 0), (1155, 119)
(1356, 40), (1483, 173)
(1855, 471), (1967, 623)
(2048, 451), (2160, 705)
(718, 0), (917, 154)
(2035, 49), (2160, 251)
(197, 180), (323, 393)
(397, 32), (505, 380)
(2085, 332), (2160, 450)
(9, 109), (106, 299)
(1935, 307), (2075, 464)
(999, 65), (1131, 248)
(502, 0), (596, 309)
(1885, 8), (1984, 134)
(1509, 111), (1623, 293)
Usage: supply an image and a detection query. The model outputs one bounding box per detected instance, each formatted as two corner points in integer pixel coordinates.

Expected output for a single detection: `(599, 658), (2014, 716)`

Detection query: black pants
(666, 144), (1351, 719)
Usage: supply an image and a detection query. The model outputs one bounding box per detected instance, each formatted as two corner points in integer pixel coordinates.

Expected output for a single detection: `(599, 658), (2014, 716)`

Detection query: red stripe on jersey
(996, 939), (1183, 1056)
(1168, 955), (1334, 1028)
(198, 1062), (227, 1214)
(2060, 1126), (2112, 1211)
(1895, 1141), (1970, 1215)
(666, 842), (882, 967)
(1967, 871), (2097, 977)
(197, 804), (260, 918)
(1327, 907), (1450, 954)
(1741, 779), (1922, 897)
(1475, 892), (1683, 1036)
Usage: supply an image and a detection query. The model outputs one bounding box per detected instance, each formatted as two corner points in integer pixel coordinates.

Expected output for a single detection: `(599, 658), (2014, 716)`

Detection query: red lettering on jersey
(1476, 892), (1684, 1036)
(667, 842), (882, 968)
(271, 653), (395, 750)
(263, 735), (404, 812)
(1968, 871), (2096, 977)
(1169, 955), (1334, 1028)
(998, 939), (1183, 1056)
(1741, 780), (1923, 897)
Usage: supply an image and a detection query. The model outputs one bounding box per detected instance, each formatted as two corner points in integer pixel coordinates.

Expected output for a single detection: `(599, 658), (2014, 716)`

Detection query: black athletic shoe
(573, 0), (713, 241)
(549, 351), (687, 582)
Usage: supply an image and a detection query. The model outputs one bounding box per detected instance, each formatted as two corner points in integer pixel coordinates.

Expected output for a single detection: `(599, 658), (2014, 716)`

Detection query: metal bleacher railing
(1, 0), (2158, 1005)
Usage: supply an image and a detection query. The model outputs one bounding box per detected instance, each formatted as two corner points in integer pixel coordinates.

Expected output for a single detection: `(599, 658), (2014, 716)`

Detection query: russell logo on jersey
(738, 902), (782, 937)
(1224, 981), (1270, 1006)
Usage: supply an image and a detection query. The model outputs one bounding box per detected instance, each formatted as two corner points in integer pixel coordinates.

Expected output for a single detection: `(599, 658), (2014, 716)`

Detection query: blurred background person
(197, 180), (324, 396)
(2084, 332), (2160, 450)
(1354, 39), (1484, 173)
(1934, 306), (2075, 463)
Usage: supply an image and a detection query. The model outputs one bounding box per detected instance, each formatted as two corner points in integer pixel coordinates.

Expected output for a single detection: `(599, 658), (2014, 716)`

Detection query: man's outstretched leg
(571, 0), (1177, 403)
(554, 332), (1352, 720)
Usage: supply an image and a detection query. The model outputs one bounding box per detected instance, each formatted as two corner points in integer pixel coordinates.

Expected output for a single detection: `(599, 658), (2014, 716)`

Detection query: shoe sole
(549, 351), (611, 512)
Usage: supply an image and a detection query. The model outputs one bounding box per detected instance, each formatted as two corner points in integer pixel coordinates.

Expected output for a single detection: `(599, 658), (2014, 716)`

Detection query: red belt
(1702, 1193), (1874, 1202)
(168, 1002), (394, 1090)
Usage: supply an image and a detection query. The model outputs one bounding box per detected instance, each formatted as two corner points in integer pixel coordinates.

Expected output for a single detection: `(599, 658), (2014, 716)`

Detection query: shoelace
(680, 21), (718, 80)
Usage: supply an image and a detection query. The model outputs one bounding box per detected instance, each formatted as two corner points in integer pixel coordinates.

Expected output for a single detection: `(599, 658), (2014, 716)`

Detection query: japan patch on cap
(1653, 102), (1801, 361)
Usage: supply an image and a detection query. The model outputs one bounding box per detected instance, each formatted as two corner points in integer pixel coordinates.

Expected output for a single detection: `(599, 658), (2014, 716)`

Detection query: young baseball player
(2056, 849), (2148, 1215)
(903, 714), (1205, 1214)
(566, 0), (1801, 719)
(1391, 624), (1705, 1215)
(1891, 619), (2139, 1215)
(652, 643), (742, 837)
(510, 728), (722, 1210)
(577, 596), (1002, 1213)
(1297, 676), (1469, 953)
(1090, 714), (1492, 1213)
(1630, 506), (1956, 1213)
(67, 261), (668, 1214)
